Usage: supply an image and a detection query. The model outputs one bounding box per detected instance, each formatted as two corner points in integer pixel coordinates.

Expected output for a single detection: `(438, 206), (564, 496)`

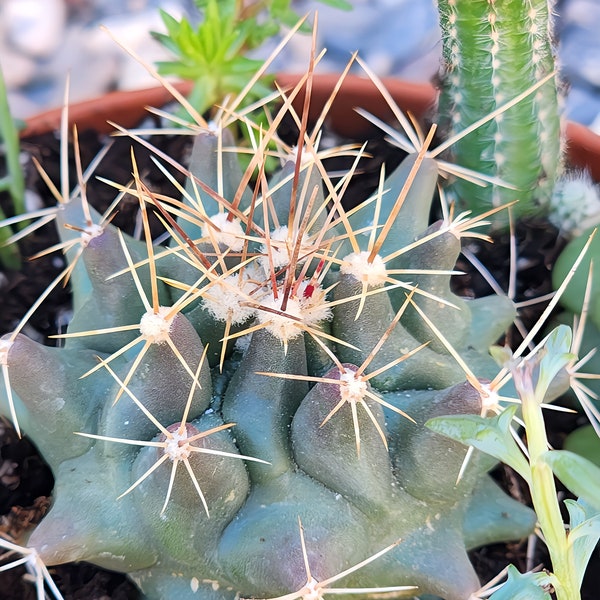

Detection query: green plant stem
(520, 376), (580, 600)
(0, 63), (24, 268)
(0, 67), (24, 207)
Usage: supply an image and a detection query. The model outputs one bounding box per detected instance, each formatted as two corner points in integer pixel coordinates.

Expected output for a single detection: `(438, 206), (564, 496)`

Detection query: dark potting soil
(0, 114), (596, 599)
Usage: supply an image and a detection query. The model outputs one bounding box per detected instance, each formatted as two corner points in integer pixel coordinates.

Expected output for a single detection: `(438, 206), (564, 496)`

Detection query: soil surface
(0, 114), (597, 599)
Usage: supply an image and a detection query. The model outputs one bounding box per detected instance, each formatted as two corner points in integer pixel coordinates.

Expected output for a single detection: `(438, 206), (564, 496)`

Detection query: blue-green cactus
(1, 85), (541, 600)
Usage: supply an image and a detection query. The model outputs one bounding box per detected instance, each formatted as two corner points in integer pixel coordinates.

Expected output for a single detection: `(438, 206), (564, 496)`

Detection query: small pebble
(0, 46), (37, 89)
(4, 0), (67, 58)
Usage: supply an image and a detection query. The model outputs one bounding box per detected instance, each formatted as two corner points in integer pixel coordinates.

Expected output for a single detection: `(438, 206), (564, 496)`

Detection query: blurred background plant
(0, 63), (24, 269)
(151, 0), (351, 118)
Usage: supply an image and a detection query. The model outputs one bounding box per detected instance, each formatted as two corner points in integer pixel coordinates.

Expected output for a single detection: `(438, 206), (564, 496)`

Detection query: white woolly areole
(479, 381), (501, 414)
(164, 429), (192, 461)
(139, 306), (174, 344)
(202, 212), (245, 251)
(340, 251), (387, 287)
(257, 294), (304, 341)
(206, 120), (221, 135)
(339, 370), (368, 404)
(286, 145), (314, 168)
(295, 280), (332, 324)
(303, 577), (322, 600)
(257, 285), (331, 342)
(261, 226), (311, 272)
(202, 274), (257, 325)
(0, 339), (12, 365)
(81, 223), (104, 247)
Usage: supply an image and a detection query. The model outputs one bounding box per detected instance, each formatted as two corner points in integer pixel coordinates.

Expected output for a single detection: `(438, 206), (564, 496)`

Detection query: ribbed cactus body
(436, 0), (561, 225)
(1, 125), (539, 600)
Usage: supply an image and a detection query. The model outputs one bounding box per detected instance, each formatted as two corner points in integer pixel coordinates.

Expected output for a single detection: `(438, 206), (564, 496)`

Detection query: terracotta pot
(22, 74), (600, 181)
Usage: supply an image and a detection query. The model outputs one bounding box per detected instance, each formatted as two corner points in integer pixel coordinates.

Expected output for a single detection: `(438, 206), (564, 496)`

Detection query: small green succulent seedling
(429, 325), (600, 600)
(0, 50), (549, 598)
(151, 0), (351, 118)
(435, 0), (562, 226)
(0, 62), (25, 269)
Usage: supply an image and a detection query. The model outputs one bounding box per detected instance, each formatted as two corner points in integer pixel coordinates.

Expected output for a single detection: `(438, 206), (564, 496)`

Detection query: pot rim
(21, 73), (600, 181)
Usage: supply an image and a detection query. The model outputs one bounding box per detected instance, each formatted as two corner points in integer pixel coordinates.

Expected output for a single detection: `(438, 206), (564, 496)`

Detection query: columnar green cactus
(1, 84), (540, 600)
(436, 0), (562, 225)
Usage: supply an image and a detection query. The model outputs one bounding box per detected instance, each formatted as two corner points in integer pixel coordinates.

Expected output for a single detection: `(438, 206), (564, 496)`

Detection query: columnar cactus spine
(436, 0), (562, 223)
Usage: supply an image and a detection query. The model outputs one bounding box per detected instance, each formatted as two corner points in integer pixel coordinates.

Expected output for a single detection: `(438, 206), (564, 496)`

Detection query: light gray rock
(0, 45), (37, 89)
(298, 0), (440, 80)
(557, 0), (600, 124)
(100, 4), (186, 91)
(3, 0), (67, 58)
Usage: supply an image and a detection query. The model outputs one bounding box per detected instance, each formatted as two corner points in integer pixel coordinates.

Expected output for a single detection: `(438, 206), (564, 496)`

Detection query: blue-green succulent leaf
(488, 565), (554, 600)
(564, 498), (600, 588)
(543, 450), (600, 511)
(426, 405), (531, 483)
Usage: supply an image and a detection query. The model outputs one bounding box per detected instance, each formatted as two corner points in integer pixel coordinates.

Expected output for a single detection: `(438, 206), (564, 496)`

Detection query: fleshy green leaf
(536, 325), (575, 396)
(564, 499), (600, 588)
(426, 405), (531, 483)
(543, 450), (600, 510)
(552, 226), (600, 324)
(488, 565), (555, 599)
(564, 425), (600, 467)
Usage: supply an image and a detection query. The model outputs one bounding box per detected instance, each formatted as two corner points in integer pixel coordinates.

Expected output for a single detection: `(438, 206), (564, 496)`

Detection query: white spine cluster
(80, 223), (104, 247)
(526, 1), (556, 178)
(257, 294), (304, 341)
(261, 226), (312, 273)
(139, 306), (174, 344)
(487, 9), (503, 104)
(549, 174), (600, 236)
(479, 381), (502, 415)
(202, 273), (258, 325)
(445, 0), (462, 129)
(340, 251), (387, 287)
(295, 281), (332, 325)
(339, 369), (368, 406)
(164, 428), (193, 461)
(202, 212), (245, 251)
(303, 577), (322, 600)
(286, 145), (316, 169)
(257, 284), (331, 343)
